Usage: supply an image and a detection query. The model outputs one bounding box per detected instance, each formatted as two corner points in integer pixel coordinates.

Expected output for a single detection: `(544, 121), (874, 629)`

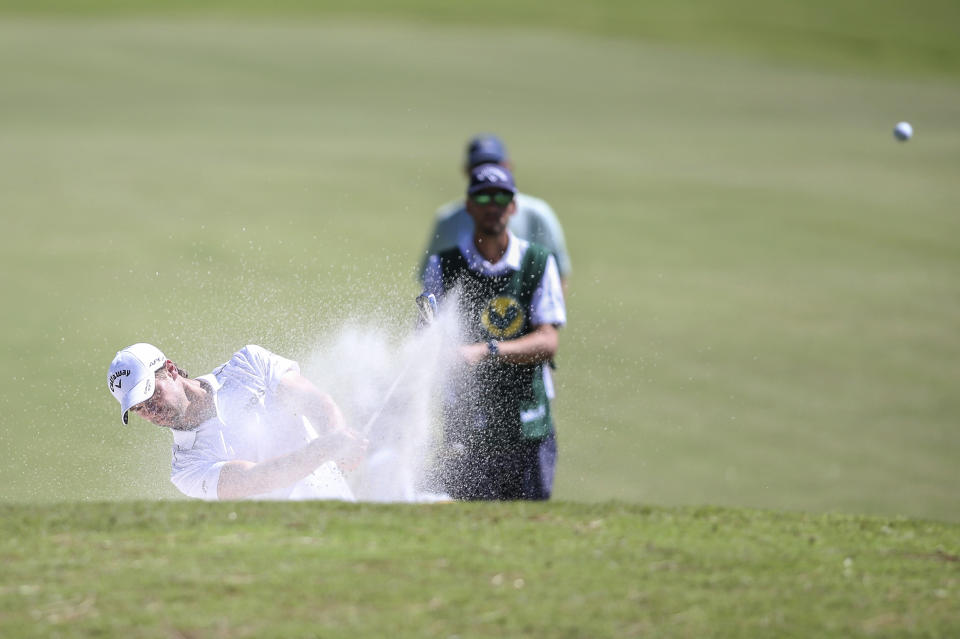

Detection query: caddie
(107, 343), (364, 501)
(422, 163), (566, 500)
(418, 134), (572, 292)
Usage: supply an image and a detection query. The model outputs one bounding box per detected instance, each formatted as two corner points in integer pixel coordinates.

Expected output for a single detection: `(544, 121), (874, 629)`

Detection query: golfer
(107, 343), (364, 501)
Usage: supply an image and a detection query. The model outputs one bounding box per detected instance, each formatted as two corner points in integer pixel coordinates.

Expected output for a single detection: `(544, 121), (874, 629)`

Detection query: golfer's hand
(334, 428), (368, 473)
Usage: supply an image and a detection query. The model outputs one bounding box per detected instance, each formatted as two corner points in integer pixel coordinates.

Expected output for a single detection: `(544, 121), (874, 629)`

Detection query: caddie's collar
(459, 230), (524, 276)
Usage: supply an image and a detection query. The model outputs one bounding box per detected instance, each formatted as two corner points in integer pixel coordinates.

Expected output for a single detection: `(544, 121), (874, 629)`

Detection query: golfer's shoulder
(236, 344), (273, 360)
(212, 345), (278, 382)
(216, 344), (260, 368)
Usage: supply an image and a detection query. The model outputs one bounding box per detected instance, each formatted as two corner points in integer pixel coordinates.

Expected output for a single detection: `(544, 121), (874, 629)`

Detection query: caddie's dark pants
(445, 432), (557, 501)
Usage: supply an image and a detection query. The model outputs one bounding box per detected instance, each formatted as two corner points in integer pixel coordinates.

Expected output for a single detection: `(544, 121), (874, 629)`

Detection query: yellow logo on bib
(481, 295), (525, 339)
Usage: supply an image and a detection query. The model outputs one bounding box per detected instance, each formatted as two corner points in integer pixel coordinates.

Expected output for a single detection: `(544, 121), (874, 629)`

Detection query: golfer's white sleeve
(171, 457), (227, 501)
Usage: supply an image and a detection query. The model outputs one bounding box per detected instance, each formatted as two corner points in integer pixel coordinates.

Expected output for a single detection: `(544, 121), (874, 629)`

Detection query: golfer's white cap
(108, 343), (166, 425)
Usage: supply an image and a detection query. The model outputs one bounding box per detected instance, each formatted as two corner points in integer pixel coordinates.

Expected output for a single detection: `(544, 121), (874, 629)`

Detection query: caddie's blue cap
(465, 134), (508, 168)
(467, 163), (517, 195)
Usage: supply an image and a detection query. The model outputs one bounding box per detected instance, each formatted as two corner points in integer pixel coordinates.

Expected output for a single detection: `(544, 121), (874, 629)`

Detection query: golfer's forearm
(278, 375), (347, 432)
(309, 394), (348, 433)
(216, 436), (334, 500)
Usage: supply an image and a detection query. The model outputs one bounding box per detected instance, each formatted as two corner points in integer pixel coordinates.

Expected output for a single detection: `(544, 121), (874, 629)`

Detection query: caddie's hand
(458, 342), (489, 366)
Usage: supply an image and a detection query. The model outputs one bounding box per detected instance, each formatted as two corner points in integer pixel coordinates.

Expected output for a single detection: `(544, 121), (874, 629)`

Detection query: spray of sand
(300, 303), (462, 502)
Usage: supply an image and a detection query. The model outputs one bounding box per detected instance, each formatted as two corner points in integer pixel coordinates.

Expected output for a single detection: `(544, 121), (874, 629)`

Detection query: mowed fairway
(1, 501), (958, 637)
(1, 9), (959, 525)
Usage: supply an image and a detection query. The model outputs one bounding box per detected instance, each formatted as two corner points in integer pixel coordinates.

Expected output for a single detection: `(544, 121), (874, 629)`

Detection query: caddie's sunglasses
(471, 191), (514, 206)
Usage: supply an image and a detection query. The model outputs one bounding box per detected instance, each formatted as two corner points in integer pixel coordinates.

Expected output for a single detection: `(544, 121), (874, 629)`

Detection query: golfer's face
(130, 372), (189, 430)
(466, 189), (516, 236)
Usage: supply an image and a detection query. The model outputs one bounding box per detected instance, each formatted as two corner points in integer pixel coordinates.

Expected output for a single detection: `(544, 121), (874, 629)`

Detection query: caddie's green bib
(439, 243), (553, 441)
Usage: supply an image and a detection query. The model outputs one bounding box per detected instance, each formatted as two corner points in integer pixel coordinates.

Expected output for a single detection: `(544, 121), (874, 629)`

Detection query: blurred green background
(1, 1), (958, 520)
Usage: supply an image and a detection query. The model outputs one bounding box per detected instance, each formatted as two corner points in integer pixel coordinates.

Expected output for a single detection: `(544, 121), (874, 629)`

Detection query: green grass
(0, 5), (958, 524)
(2, 0), (959, 77)
(1, 501), (958, 637)
(1, 5), (958, 636)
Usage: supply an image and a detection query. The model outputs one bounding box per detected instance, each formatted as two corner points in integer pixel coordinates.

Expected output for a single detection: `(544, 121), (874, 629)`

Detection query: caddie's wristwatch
(486, 339), (500, 358)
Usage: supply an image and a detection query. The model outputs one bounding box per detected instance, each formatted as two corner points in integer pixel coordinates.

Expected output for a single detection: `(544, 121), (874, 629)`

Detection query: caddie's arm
(460, 323), (558, 366)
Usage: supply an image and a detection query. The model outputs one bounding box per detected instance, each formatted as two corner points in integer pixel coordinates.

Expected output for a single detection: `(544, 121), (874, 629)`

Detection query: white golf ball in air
(893, 121), (913, 142)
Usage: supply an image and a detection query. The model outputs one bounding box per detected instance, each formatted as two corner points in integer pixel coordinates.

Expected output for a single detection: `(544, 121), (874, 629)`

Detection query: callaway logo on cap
(107, 343), (166, 425)
(467, 163), (517, 195)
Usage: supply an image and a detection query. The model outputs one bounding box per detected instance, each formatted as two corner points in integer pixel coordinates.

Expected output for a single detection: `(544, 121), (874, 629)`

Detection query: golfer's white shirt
(422, 232), (566, 396)
(169, 345), (355, 502)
